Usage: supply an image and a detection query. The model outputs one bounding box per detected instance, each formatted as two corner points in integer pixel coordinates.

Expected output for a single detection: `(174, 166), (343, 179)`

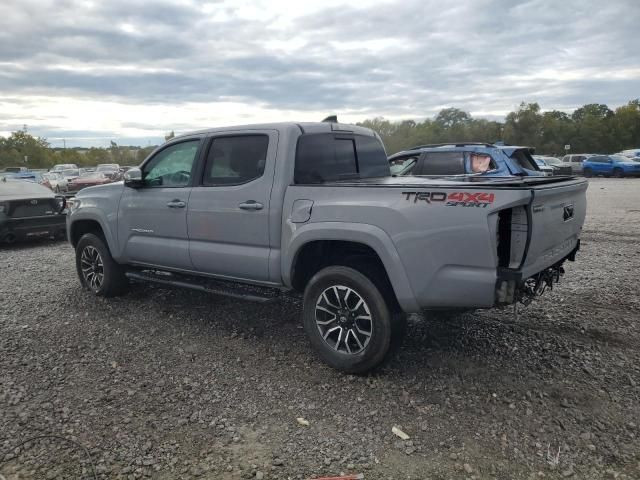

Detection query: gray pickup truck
(67, 122), (587, 373)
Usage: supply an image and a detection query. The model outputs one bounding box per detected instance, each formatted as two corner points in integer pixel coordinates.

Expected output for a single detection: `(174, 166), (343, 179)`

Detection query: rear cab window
(295, 133), (389, 183)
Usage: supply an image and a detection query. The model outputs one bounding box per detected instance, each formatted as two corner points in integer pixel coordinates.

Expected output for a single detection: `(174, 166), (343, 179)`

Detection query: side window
(420, 152), (466, 175)
(202, 135), (269, 186)
(469, 153), (496, 173)
(143, 140), (199, 187)
(574, 156), (585, 163)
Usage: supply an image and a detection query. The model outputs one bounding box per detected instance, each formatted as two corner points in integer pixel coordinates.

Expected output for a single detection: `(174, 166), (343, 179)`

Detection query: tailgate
(520, 178), (587, 277)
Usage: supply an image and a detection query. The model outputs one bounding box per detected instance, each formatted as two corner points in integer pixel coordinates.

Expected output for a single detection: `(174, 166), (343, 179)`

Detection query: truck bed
(284, 174), (587, 310)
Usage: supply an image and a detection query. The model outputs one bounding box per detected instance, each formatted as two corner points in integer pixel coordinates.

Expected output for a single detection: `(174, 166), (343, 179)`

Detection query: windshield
(534, 158), (546, 166)
(389, 156), (417, 175)
(62, 169), (79, 177)
(544, 157), (562, 165)
(97, 165), (118, 171)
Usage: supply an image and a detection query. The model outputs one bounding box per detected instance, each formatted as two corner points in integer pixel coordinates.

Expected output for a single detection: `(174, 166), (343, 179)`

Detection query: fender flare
(283, 222), (420, 312)
(68, 209), (119, 258)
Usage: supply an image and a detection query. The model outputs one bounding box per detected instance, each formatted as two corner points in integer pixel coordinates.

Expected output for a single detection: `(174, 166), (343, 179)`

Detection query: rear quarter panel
(282, 184), (532, 311)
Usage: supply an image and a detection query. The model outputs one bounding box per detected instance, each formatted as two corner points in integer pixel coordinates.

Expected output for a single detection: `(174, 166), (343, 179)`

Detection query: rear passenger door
(187, 131), (278, 282)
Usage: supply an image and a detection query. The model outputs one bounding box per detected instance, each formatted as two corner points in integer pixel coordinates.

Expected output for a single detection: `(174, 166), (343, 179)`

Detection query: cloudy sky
(1, 0), (639, 147)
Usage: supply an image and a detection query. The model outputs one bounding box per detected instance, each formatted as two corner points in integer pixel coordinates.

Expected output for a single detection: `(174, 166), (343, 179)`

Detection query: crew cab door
(117, 137), (202, 269)
(187, 131), (277, 282)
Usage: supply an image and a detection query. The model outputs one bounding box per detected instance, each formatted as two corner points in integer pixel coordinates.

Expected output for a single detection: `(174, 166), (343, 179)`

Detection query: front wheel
(75, 233), (128, 297)
(583, 168), (593, 178)
(303, 266), (398, 374)
(613, 168), (624, 178)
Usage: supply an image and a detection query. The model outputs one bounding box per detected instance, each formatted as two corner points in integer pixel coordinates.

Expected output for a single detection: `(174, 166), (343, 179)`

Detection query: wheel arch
(284, 222), (419, 312)
(69, 214), (117, 256)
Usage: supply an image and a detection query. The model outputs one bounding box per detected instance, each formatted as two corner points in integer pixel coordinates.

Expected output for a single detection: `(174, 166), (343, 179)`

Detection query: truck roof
(174, 122), (377, 140)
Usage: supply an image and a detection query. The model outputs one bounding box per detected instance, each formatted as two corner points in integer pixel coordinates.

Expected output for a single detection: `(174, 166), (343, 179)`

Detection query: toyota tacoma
(67, 121), (587, 373)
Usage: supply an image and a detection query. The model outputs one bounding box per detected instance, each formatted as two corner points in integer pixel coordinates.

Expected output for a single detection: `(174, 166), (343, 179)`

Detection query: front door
(118, 138), (202, 270)
(187, 131), (277, 282)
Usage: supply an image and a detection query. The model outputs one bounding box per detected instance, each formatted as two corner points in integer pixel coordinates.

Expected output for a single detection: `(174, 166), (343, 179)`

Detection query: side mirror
(124, 168), (143, 188)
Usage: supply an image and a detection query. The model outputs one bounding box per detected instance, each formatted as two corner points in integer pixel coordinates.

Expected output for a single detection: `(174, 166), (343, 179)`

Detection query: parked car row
(37, 164), (136, 193)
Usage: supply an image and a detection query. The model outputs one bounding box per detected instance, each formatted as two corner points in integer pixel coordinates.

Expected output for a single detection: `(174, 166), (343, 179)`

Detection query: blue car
(582, 154), (640, 178)
(388, 142), (548, 177)
(1, 167), (37, 181)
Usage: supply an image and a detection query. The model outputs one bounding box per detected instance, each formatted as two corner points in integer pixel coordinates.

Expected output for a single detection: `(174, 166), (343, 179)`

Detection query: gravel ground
(1, 177), (639, 480)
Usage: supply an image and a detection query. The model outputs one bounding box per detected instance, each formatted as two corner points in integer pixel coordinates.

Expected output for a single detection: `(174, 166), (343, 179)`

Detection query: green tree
(0, 128), (52, 169)
(503, 102), (542, 147)
(612, 99), (640, 149)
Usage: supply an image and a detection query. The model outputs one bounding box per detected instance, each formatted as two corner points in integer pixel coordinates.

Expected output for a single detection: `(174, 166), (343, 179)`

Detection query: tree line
(359, 99), (640, 155)
(0, 128), (157, 170)
(2, 100), (639, 169)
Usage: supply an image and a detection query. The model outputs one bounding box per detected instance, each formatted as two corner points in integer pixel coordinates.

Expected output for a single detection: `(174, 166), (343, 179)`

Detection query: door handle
(167, 199), (186, 208)
(239, 200), (263, 211)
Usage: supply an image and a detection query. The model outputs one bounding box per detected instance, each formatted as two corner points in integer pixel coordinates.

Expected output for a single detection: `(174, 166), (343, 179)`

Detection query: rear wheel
(303, 266), (401, 374)
(613, 168), (624, 178)
(76, 233), (128, 297)
(583, 168), (593, 178)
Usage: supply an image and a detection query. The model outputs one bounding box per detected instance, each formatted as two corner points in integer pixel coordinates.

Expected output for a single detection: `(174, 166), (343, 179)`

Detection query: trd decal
(402, 191), (447, 203)
(403, 191), (495, 208)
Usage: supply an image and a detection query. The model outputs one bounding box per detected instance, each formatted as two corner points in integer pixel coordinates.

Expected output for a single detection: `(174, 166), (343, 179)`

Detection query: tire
(583, 168), (593, 178)
(75, 233), (128, 297)
(303, 265), (399, 374)
(613, 168), (624, 178)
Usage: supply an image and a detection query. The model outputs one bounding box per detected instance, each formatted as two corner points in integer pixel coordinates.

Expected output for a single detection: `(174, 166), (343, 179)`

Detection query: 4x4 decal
(403, 191), (495, 208)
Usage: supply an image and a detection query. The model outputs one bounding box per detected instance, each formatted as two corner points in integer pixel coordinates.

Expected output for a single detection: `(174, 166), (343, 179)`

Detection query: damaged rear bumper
(495, 239), (580, 305)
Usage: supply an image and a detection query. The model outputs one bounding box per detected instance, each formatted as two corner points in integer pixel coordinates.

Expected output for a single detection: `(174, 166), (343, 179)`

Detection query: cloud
(0, 0), (638, 146)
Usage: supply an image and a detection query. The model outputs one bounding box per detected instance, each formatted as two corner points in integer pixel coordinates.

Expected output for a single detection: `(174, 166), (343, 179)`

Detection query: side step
(125, 269), (284, 303)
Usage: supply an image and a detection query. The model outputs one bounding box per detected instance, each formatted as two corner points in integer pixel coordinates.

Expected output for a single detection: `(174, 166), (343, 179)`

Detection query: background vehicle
(50, 163), (78, 173)
(67, 122), (587, 373)
(1, 167), (37, 181)
(96, 164), (121, 180)
(534, 156), (572, 175)
(45, 172), (69, 193)
(582, 154), (640, 178)
(561, 154), (595, 174)
(388, 143), (545, 177)
(0, 177), (67, 244)
(67, 172), (112, 192)
(619, 148), (640, 158)
(532, 157), (554, 176)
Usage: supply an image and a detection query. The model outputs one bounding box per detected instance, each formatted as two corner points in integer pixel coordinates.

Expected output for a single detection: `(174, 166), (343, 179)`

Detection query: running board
(125, 269), (284, 303)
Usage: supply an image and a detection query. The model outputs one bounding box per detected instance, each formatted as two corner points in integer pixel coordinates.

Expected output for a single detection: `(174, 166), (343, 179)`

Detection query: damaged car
(0, 176), (67, 244)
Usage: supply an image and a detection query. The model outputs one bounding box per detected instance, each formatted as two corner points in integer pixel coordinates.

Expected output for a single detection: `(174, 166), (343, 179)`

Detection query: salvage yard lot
(1, 178), (639, 479)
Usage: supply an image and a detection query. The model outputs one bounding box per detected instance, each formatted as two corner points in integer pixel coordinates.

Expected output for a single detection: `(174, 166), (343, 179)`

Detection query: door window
(143, 140), (200, 187)
(202, 135), (269, 186)
(419, 152), (466, 175)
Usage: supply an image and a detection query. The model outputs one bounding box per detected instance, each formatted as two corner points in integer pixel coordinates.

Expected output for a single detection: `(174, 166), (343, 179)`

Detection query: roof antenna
(322, 115), (338, 123)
